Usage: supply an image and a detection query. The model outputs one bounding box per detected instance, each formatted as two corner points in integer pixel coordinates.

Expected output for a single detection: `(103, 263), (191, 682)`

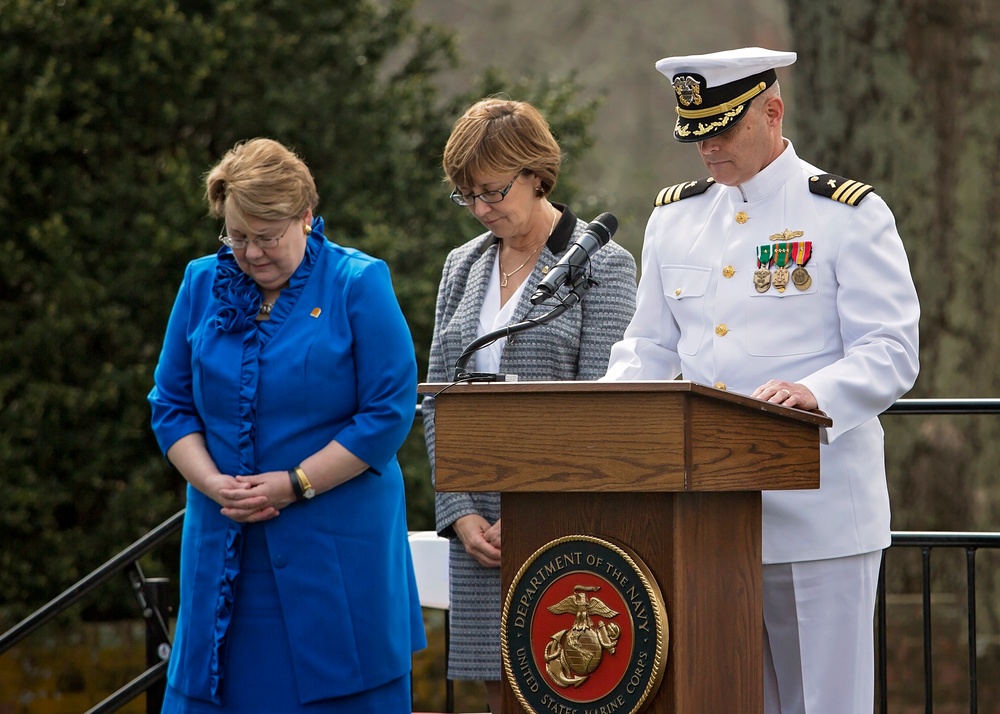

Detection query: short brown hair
(205, 138), (319, 222)
(442, 98), (562, 197)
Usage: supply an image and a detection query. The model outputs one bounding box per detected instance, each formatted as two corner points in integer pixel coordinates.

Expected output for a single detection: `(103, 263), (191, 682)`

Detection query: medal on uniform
(772, 242), (790, 292)
(791, 240), (813, 290)
(754, 244), (773, 293)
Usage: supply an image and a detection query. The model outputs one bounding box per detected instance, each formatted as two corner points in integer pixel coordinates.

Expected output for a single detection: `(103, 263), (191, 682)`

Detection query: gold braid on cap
(676, 81), (767, 119)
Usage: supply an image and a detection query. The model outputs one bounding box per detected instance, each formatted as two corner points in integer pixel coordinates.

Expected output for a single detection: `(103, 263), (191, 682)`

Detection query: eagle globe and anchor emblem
(501, 535), (667, 714)
(544, 584), (621, 687)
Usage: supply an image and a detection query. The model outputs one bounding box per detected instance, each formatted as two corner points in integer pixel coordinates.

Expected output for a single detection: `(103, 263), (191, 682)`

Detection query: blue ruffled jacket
(148, 219), (425, 703)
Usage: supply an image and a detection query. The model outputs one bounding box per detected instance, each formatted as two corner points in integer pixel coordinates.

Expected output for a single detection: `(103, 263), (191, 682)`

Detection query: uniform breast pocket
(660, 264), (711, 356)
(746, 288), (826, 356)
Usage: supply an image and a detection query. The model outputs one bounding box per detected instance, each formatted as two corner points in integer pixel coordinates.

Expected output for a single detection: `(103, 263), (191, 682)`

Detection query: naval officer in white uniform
(603, 48), (920, 713)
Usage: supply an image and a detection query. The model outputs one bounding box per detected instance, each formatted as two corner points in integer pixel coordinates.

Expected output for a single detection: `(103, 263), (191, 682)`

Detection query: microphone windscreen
(590, 212), (618, 244)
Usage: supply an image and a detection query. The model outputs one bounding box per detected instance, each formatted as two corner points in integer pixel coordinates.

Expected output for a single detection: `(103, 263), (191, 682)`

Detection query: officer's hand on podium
(752, 379), (818, 411)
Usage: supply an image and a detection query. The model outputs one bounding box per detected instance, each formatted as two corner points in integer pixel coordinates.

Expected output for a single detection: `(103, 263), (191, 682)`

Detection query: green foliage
(0, 0), (599, 618)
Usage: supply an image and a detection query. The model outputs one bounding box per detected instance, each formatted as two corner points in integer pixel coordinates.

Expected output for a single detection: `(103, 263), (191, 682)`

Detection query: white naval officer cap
(654, 47), (797, 143)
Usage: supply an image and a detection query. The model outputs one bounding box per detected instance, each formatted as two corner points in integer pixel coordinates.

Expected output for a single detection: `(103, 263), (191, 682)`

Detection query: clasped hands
(454, 514), (502, 568)
(214, 471), (297, 523)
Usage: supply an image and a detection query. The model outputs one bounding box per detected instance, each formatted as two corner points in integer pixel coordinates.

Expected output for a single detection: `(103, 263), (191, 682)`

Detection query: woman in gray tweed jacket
(423, 98), (636, 712)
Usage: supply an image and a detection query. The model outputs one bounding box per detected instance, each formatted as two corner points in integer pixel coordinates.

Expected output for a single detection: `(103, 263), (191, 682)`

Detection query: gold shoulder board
(808, 173), (874, 206)
(654, 177), (716, 207)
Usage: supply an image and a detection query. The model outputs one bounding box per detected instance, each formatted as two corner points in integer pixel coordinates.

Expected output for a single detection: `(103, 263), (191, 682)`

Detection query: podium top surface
(418, 379), (832, 428)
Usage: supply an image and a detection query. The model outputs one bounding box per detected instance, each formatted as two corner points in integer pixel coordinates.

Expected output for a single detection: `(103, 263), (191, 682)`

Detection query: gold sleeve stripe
(843, 181), (874, 205)
(655, 183), (683, 206)
(654, 178), (715, 207)
(832, 179), (874, 206)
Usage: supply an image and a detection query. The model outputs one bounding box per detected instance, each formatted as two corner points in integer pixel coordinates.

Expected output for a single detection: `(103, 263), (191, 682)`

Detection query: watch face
(303, 487), (316, 499)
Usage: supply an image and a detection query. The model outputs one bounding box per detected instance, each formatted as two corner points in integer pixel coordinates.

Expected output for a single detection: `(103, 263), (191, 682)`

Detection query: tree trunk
(785, 0), (1000, 669)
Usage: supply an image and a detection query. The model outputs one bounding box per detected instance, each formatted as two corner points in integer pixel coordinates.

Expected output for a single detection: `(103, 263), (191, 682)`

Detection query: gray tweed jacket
(423, 205), (637, 537)
(421, 204), (636, 678)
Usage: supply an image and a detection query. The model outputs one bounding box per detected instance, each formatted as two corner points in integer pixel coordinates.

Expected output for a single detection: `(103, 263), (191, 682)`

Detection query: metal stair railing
(0, 508), (184, 714)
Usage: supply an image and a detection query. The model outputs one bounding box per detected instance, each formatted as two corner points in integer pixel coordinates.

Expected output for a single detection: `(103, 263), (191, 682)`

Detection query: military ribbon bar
(754, 244), (774, 293)
(790, 241), (813, 291)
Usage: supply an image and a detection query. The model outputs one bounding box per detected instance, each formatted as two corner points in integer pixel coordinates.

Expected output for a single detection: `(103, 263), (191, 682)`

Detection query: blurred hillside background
(2, 0), (999, 710)
(413, 0), (791, 251)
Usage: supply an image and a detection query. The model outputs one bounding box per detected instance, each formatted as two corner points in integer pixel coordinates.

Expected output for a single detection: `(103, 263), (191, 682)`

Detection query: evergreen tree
(0, 0), (598, 618)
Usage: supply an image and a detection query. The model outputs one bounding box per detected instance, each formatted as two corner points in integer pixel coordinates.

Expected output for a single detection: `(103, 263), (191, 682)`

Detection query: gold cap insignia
(672, 75), (703, 107)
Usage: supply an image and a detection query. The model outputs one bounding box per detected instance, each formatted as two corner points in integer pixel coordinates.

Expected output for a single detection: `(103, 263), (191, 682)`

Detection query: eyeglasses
(218, 218), (294, 250)
(450, 175), (520, 207)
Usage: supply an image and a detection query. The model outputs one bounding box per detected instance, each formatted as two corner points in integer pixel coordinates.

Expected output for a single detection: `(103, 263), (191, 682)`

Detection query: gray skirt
(447, 536), (502, 681)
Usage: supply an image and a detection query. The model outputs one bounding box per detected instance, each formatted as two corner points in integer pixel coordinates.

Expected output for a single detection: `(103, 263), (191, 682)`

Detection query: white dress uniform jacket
(604, 141), (920, 564)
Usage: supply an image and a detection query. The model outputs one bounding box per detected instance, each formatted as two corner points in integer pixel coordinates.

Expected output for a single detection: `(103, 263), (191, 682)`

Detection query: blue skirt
(161, 525), (412, 713)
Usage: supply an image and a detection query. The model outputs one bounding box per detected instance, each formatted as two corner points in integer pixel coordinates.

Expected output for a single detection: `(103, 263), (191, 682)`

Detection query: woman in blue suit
(148, 138), (425, 712)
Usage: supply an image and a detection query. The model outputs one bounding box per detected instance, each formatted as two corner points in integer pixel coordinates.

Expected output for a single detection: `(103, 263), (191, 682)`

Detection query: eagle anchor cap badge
(672, 75), (703, 107)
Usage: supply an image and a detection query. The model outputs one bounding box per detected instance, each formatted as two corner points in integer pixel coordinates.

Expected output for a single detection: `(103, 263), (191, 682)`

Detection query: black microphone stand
(452, 271), (599, 381)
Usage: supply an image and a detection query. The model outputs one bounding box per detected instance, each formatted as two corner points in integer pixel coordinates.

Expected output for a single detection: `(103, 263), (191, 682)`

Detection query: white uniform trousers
(763, 550), (882, 714)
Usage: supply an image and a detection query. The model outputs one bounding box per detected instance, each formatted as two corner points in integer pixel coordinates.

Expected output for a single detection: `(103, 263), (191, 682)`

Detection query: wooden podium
(420, 380), (830, 714)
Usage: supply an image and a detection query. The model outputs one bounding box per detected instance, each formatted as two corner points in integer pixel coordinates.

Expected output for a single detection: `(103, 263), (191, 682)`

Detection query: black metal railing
(0, 509), (184, 714)
(1, 397), (998, 712)
(877, 532), (1000, 714)
(875, 398), (1000, 714)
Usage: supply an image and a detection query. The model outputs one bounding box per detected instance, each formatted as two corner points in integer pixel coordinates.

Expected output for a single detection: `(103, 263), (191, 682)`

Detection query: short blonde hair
(205, 138), (319, 222)
(443, 98), (561, 197)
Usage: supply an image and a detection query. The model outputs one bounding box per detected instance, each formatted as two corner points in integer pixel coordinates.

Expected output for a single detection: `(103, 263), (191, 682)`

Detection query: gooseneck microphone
(452, 212), (618, 381)
(530, 212), (618, 305)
